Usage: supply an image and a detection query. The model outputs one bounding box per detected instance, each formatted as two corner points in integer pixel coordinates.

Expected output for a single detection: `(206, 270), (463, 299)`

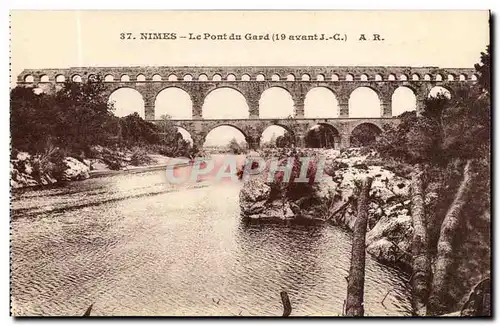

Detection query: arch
(108, 87), (145, 118)
(345, 74), (354, 81)
(316, 74), (325, 81)
(55, 74), (66, 83)
(375, 74), (383, 81)
(136, 74), (146, 82)
(348, 87), (381, 118)
(286, 74), (295, 81)
(241, 74), (251, 81)
(350, 123), (382, 147)
(198, 74), (208, 81)
(435, 74), (443, 81)
(202, 87), (249, 119)
(428, 86), (452, 99)
(471, 74), (478, 81)
(332, 74), (339, 81)
(40, 75), (49, 82)
(301, 74), (311, 81)
(72, 74), (82, 82)
(305, 123), (341, 149)
(459, 74), (467, 81)
(424, 74), (431, 81)
(447, 74), (455, 81)
(388, 74), (396, 81)
(168, 74), (178, 81)
(104, 74), (114, 82)
(271, 73), (280, 81)
(226, 73), (236, 81)
(360, 74), (368, 81)
(204, 125), (248, 150)
(24, 74), (34, 83)
(174, 126), (194, 146)
(183, 74), (193, 81)
(155, 87), (193, 120)
(256, 74), (265, 81)
(304, 87), (339, 118)
(259, 87), (295, 118)
(261, 125), (293, 148)
(392, 86), (417, 116)
(121, 74), (130, 82)
(152, 74), (162, 81)
(212, 74), (222, 81)
(399, 74), (408, 81)
(412, 73), (420, 81)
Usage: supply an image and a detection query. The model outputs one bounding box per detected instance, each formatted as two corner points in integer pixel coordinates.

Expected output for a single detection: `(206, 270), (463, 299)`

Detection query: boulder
(61, 157), (90, 181)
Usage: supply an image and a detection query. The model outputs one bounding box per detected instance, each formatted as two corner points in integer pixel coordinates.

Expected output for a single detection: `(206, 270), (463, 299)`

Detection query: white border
(2, 1), (498, 326)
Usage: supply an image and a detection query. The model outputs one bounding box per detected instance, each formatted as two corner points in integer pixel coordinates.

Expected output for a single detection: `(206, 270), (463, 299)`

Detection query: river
(10, 155), (412, 316)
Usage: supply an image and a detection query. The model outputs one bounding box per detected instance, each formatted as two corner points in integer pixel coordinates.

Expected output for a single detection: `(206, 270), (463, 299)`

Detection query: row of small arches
(24, 72), (479, 83)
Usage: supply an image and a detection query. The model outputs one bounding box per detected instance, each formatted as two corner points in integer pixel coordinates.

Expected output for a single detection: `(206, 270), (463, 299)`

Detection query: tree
(228, 137), (242, 154)
(373, 46), (491, 316)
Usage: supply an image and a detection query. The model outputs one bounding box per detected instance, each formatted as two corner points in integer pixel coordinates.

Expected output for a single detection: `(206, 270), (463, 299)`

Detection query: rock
(16, 152), (30, 161)
(366, 213), (413, 268)
(239, 174), (271, 216)
(61, 157), (90, 181)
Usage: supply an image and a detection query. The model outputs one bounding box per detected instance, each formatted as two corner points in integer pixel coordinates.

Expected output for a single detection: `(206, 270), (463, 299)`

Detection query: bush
(130, 148), (154, 166)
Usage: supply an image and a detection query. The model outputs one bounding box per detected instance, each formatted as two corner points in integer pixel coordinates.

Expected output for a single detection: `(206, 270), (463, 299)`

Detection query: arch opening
(350, 123), (382, 147)
(40, 75), (49, 82)
(286, 74), (295, 81)
(121, 74), (130, 82)
(305, 124), (340, 149)
(261, 125), (293, 148)
(304, 87), (339, 118)
(24, 75), (34, 83)
(155, 87), (193, 120)
(152, 74), (162, 81)
(136, 74), (146, 82)
(55, 74), (66, 83)
(174, 126), (194, 147)
(428, 86), (452, 99)
(226, 74), (236, 81)
(204, 125), (248, 153)
(203, 87), (249, 119)
(348, 87), (381, 118)
(392, 86), (417, 117)
(104, 74), (114, 82)
(108, 87), (145, 118)
(241, 74), (251, 81)
(259, 87), (295, 118)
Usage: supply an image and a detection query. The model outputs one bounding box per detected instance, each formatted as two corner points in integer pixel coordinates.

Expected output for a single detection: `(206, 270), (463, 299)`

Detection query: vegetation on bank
(372, 46), (491, 316)
(10, 77), (197, 177)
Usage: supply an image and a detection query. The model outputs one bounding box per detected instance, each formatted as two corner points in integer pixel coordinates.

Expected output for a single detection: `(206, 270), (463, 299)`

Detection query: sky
(10, 10), (490, 146)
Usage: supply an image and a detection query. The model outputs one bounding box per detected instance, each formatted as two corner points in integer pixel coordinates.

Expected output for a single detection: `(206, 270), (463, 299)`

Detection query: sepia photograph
(9, 10), (491, 317)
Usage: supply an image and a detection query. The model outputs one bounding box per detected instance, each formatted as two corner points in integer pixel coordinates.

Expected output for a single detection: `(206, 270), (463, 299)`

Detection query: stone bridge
(18, 65), (477, 148)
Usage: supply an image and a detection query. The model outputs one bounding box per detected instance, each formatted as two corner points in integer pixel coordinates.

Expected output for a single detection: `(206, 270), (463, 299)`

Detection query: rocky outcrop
(238, 147), (414, 270)
(10, 152), (91, 189)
